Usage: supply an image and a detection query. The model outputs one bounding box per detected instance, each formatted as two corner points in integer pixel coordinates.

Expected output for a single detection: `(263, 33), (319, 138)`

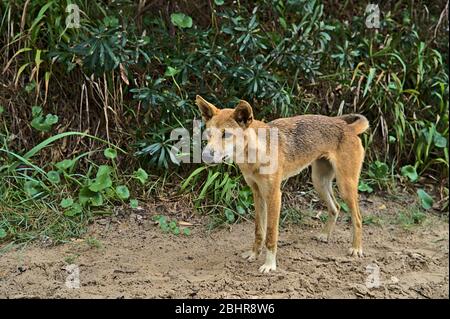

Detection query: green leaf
(45, 113), (58, 125)
(96, 165), (112, 177)
(89, 174), (112, 192)
(104, 148), (117, 159)
(370, 161), (389, 179)
(169, 221), (177, 229)
(47, 170), (61, 184)
(0, 106), (4, 114)
(236, 205), (246, 215)
(133, 168), (148, 184)
(339, 201), (349, 213)
(164, 66), (180, 77)
(130, 199), (138, 209)
(90, 193), (103, 206)
(0, 228), (7, 238)
(32, 106), (42, 117)
(401, 165), (419, 182)
(158, 215), (167, 225)
(55, 159), (75, 171)
(115, 185), (130, 199)
(358, 181), (373, 193)
(60, 197), (74, 208)
(173, 227), (180, 235)
(79, 186), (102, 206)
(224, 209), (235, 223)
(65, 203), (82, 217)
(363, 68), (376, 97)
(24, 180), (41, 197)
(214, 0), (224, 5)
(417, 189), (433, 210)
(388, 135), (396, 143)
(433, 132), (447, 148)
(170, 12), (193, 29)
(183, 228), (191, 236)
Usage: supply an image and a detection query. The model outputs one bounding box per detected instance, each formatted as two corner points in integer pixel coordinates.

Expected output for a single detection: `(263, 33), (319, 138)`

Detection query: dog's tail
(338, 114), (369, 135)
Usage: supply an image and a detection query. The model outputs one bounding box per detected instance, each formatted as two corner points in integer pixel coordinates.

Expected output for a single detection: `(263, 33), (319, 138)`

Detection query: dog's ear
(233, 100), (253, 128)
(195, 95), (219, 122)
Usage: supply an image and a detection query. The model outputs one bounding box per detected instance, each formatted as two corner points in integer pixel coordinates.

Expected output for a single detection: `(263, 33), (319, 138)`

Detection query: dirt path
(0, 198), (448, 299)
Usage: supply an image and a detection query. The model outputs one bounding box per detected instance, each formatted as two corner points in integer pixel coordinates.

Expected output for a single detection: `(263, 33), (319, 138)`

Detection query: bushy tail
(338, 114), (369, 135)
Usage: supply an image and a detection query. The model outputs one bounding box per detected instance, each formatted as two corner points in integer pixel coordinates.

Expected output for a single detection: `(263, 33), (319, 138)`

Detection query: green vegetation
(0, 1), (448, 244)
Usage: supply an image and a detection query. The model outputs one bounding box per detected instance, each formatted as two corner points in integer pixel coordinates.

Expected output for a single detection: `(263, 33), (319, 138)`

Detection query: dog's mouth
(203, 155), (232, 166)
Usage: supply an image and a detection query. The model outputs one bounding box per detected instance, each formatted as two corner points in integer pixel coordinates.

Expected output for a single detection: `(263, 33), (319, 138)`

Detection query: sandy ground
(0, 196), (448, 299)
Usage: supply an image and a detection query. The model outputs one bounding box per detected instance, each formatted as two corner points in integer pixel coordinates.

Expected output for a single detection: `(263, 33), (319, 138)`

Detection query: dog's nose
(202, 148), (216, 163)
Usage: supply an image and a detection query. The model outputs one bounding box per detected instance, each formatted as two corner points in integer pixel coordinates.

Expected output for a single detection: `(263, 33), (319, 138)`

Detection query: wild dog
(195, 95), (369, 273)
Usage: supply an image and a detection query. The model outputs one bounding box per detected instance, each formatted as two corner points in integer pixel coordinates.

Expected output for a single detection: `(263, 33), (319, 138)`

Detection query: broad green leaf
(90, 193), (103, 206)
(133, 168), (148, 184)
(65, 203), (82, 217)
(358, 181), (373, 193)
(32, 106), (42, 117)
(47, 170), (61, 184)
(55, 159), (75, 171)
(130, 199), (138, 209)
(89, 173), (112, 192)
(417, 189), (433, 210)
(79, 186), (103, 205)
(224, 209), (235, 223)
(170, 13), (193, 29)
(164, 66), (180, 77)
(60, 198), (74, 208)
(370, 161), (389, 179)
(24, 180), (40, 196)
(96, 165), (112, 177)
(0, 228), (7, 238)
(183, 228), (191, 236)
(116, 185), (130, 199)
(104, 148), (117, 159)
(214, 0), (224, 5)
(401, 165), (419, 182)
(45, 114), (58, 125)
(433, 133), (447, 148)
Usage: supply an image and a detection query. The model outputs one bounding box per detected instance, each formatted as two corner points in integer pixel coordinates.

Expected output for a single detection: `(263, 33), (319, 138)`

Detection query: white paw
(259, 250), (277, 273)
(348, 247), (364, 257)
(241, 250), (258, 262)
(259, 262), (276, 273)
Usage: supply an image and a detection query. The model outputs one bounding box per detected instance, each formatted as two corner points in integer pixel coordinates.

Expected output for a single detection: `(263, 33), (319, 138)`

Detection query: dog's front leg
(242, 185), (267, 262)
(259, 183), (281, 273)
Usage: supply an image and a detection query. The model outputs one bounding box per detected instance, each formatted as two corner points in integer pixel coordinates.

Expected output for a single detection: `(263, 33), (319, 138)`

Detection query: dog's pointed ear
(195, 95), (218, 122)
(233, 100), (253, 128)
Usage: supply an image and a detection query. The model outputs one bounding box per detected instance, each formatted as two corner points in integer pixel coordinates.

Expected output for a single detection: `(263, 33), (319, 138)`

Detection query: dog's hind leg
(242, 183), (267, 262)
(312, 158), (339, 242)
(334, 138), (365, 257)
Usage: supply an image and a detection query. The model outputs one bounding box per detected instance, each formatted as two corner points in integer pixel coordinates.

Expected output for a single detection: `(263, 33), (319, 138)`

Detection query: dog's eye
(222, 131), (233, 139)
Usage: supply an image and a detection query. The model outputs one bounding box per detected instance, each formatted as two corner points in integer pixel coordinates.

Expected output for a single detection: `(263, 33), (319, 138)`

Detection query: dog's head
(195, 95), (253, 164)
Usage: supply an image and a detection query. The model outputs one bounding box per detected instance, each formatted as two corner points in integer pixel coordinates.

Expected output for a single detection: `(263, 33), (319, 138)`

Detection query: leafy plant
(153, 215), (191, 236)
(30, 106), (58, 132)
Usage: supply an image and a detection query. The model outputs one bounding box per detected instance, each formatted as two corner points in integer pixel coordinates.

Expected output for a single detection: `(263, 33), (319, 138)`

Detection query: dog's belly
(282, 163), (309, 180)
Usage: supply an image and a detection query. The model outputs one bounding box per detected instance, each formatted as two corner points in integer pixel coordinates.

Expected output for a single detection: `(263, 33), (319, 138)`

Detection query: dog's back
(269, 114), (369, 175)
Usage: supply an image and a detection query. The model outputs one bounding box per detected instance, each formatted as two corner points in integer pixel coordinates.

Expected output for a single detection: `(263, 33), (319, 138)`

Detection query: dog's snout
(202, 147), (216, 163)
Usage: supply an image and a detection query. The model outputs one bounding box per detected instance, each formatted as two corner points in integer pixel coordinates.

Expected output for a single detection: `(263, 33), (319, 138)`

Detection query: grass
(396, 207), (428, 229)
